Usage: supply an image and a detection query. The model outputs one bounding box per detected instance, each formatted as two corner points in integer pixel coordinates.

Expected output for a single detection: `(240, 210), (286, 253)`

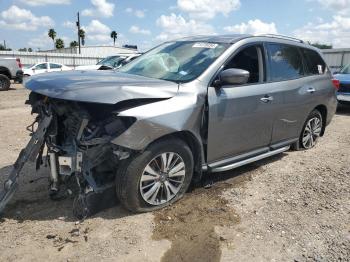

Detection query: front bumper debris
(0, 114), (52, 214)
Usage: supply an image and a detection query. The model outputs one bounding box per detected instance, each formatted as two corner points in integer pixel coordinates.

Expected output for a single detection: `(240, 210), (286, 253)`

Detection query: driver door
(33, 63), (48, 75)
(207, 44), (277, 164)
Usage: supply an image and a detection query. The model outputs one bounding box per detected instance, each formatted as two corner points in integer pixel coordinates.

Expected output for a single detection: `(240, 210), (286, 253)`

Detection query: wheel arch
(0, 66), (12, 79)
(314, 104), (327, 136)
(144, 130), (204, 184)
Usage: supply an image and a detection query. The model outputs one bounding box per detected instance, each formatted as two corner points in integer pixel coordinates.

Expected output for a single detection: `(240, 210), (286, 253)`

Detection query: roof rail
(255, 34), (304, 43)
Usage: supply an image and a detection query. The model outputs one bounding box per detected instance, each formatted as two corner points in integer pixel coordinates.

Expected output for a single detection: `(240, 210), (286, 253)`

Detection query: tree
(310, 42), (332, 49)
(18, 48), (27, 52)
(110, 31), (118, 46)
(79, 29), (85, 46)
(28, 48), (33, 52)
(0, 44), (11, 51)
(48, 29), (57, 48)
(70, 41), (78, 48)
(55, 38), (65, 49)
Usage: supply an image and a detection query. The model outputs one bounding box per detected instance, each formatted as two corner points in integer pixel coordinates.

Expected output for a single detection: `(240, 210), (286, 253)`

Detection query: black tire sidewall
(299, 110), (323, 149)
(0, 74), (10, 91)
(117, 139), (194, 212)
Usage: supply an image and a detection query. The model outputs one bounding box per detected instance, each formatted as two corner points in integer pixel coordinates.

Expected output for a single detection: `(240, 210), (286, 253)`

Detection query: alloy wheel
(302, 116), (322, 149)
(139, 152), (186, 205)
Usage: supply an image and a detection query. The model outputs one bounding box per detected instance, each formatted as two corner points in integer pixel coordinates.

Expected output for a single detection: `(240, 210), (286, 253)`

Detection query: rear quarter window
(266, 43), (304, 82)
(301, 48), (327, 75)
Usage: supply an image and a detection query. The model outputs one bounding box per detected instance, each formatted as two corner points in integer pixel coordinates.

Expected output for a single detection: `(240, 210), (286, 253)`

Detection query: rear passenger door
(49, 63), (63, 72)
(266, 43), (326, 146)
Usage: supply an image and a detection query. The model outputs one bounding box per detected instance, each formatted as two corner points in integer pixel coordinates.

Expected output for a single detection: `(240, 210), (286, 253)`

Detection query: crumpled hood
(24, 70), (179, 104)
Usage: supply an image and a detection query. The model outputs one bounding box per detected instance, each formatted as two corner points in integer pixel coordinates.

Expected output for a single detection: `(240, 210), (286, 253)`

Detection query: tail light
(16, 58), (22, 69)
(332, 79), (340, 90)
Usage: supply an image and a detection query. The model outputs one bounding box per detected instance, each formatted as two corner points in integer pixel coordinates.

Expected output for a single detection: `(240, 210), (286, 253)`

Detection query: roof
(177, 34), (251, 44)
(176, 34), (308, 45)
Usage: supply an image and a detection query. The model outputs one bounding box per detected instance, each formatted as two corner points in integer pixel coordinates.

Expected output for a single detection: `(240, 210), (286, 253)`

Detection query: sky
(0, 0), (349, 51)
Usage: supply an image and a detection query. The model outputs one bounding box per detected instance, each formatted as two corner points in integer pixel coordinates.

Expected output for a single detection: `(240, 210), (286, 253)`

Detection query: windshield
(119, 41), (229, 82)
(25, 64), (35, 69)
(340, 64), (350, 74)
(97, 56), (125, 67)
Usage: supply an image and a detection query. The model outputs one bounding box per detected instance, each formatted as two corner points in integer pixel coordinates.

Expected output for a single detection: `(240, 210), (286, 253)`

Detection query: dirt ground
(0, 84), (349, 262)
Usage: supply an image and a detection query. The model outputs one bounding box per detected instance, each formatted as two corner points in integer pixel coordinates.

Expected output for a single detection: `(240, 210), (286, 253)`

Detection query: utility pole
(76, 12), (81, 54)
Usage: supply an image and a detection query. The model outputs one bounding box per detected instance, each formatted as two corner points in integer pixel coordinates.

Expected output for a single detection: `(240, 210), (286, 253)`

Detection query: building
(43, 45), (138, 57)
(322, 48), (350, 72)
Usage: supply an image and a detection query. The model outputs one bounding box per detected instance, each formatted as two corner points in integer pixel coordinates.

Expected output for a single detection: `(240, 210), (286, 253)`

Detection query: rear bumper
(337, 92), (350, 102)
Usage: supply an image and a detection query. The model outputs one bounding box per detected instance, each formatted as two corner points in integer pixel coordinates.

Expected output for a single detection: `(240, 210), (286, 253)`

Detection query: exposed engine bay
(1, 92), (139, 218)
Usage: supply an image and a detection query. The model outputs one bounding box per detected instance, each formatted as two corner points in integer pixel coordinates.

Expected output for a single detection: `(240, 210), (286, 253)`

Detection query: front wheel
(116, 138), (194, 212)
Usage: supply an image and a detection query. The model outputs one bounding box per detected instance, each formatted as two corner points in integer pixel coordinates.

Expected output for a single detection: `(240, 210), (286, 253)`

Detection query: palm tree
(79, 29), (85, 46)
(55, 38), (65, 49)
(70, 41), (78, 48)
(110, 31), (118, 46)
(48, 29), (56, 48)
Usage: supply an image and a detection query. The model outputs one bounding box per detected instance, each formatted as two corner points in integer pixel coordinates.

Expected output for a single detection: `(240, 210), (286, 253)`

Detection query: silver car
(0, 34), (338, 217)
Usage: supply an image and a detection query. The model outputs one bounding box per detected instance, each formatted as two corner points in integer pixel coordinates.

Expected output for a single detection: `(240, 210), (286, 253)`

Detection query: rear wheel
(0, 74), (10, 91)
(116, 138), (194, 212)
(293, 110), (323, 150)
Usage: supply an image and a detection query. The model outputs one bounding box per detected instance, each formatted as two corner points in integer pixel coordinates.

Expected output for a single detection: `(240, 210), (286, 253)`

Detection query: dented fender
(111, 84), (207, 162)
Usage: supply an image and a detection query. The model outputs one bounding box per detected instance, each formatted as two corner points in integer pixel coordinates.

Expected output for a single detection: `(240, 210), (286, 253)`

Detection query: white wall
(0, 50), (103, 67)
(322, 48), (350, 71)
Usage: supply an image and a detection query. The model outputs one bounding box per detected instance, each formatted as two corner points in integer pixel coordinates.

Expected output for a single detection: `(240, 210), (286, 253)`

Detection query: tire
(292, 109), (323, 150)
(116, 138), (194, 213)
(0, 74), (10, 91)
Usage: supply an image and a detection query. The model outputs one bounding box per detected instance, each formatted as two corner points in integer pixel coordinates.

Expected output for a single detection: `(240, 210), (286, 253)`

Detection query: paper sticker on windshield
(192, 43), (218, 49)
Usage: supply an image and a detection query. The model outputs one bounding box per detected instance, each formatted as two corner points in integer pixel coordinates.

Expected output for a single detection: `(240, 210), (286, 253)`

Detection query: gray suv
(0, 34), (337, 217)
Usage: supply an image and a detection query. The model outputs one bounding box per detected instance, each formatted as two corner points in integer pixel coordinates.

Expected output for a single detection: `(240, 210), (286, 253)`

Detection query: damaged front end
(0, 92), (137, 218)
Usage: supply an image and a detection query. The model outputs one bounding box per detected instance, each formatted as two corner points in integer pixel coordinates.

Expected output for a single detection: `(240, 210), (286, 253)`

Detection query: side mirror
(218, 68), (250, 86)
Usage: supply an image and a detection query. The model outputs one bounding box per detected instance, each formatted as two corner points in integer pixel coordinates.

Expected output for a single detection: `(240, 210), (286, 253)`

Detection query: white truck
(0, 57), (23, 91)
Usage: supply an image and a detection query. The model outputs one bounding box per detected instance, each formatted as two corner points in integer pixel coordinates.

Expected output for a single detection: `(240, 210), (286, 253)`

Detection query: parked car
(333, 63), (350, 104)
(0, 34), (337, 217)
(75, 54), (141, 71)
(23, 62), (71, 77)
(0, 57), (23, 91)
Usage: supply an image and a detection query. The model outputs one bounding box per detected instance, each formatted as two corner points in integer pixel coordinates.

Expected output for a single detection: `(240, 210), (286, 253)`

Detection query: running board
(210, 146), (290, 173)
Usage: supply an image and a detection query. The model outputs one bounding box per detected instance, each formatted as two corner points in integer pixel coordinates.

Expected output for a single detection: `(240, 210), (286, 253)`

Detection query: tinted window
(224, 46), (261, 83)
(50, 63), (62, 69)
(302, 48), (327, 75)
(267, 44), (304, 81)
(35, 63), (48, 70)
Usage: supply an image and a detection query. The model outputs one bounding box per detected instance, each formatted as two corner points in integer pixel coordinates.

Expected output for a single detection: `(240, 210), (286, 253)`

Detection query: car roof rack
(255, 34), (304, 43)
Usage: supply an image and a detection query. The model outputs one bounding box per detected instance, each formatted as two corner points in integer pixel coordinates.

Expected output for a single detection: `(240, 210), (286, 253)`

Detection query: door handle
(260, 95), (274, 103)
(307, 87), (316, 93)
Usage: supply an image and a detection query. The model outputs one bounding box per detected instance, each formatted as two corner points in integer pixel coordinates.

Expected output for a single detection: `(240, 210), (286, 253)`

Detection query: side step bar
(210, 146), (290, 173)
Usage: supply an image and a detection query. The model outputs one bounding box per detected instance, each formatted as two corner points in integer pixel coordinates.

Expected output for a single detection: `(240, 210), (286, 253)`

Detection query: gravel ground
(0, 84), (349, 262)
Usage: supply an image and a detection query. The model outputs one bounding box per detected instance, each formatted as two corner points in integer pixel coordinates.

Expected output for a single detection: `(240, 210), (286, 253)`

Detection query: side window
(267, 43), (304, 81)
(302, 49), (327, 75)
(224, 45), (262, 83)
(50, 63), (62, 69)
(35, 63), (48, 70)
